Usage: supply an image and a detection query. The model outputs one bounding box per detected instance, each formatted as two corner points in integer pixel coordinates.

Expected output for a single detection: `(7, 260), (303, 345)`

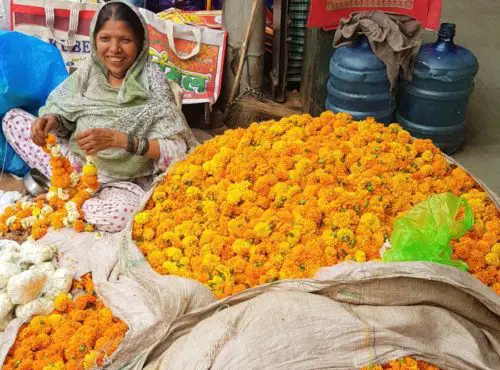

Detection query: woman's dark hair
(94, 2), (145, 52)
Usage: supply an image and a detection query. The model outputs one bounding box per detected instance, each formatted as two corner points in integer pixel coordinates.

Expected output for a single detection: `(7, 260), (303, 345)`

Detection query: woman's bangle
(136, 138), (149, 156)
(126, 134), (135, 153)
(54, 115), (62, 130)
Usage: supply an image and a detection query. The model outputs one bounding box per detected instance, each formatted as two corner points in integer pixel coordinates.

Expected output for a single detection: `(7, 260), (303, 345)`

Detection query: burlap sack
(143, 262), (500, 370)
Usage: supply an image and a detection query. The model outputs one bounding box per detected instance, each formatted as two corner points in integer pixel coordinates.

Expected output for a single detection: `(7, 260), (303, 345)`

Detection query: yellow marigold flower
(134, 211), (151, 225)
(269, 122), (286, 135)
(270, 254), (284, 268)
(209, 274), (224, 288)
(82, 163), (97, 176)
(485, 252), (499, 267)
(202, 160), (220, 175)
(354, 250), (367, 262)
(272, 140), (287, 151)
(147, 250), (166, 268)
(254, 222), (272, 238)
(226, 181), (251, 205)
(337, 228), (355, 243)
(162, 261), (179, 274)
(287, 228), (301, 245)
(284, 126), (305, 141)
(165, 247), (183, 261)
(202, 253), (220, 268)
(231, 239), (251, 256)
(160, 231), (181, 246)
(152, 191), (167, 203)
(331, 211), (357, 229)
(43, 361), (66, 370)
(83, 350), (99, 369)
(48, 313), (63, 326)
(182, 235), (198, 248)
(186, 186), (202, 198)
(359, 212), (381, 232)
(421, 150), (434, 162)
(491, 243), (500, 256)
(278, 241), (291, 254)
(143, 227), (155, 241)
(242, 189), (257, 202)
(200, 229), (216, 245)
(295, 158), (313, 175)
(32, 207), (41, 217)
(54, 293), (71, 312)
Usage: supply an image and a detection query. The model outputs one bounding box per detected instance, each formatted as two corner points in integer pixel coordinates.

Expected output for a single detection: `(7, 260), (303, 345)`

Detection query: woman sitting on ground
(2, 0), (198, 232)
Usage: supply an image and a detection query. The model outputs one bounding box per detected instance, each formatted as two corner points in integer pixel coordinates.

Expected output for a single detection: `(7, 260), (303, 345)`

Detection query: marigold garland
(0, 135), (99, 240)
(2, 274), (128, 370)
(132, 112), (500, 299)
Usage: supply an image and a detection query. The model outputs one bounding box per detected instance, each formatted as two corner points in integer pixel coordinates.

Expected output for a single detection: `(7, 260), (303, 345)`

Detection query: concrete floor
(433, 0), (500, 194)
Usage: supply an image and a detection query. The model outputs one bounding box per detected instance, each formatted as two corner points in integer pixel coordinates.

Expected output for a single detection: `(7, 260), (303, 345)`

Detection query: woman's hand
(76, 128), (127, 155)
(31, 115), (60, 146)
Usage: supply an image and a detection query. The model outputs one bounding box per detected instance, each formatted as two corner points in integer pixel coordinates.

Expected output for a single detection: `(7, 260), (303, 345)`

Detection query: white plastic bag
(19, 240), (55, 266)
(0, 312), (12, 331)
(0, 240), (20, 252)
(7, 270), (47, 305)
(0, 242), (20, 264)
(0, 263), (21, 290)
(0, 292), (13, 321)
(0, 192), (21, 214)
(15, 298), (54, 321)
(43, 268), (73, 299)
(30, 262), (56, 277)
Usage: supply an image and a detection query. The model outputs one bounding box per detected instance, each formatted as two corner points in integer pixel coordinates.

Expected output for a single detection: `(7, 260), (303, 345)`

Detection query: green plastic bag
(383, 193), (474, 271)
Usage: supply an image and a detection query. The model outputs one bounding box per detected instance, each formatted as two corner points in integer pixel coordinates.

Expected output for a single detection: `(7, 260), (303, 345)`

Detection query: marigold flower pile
(362, 357), (440, 370)
(0, 135), (99, 240)
(132, 112), (500, 299)
(2, 274), (128, 370)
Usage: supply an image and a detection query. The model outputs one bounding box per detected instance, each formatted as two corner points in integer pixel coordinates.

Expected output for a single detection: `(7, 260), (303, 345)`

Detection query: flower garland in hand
(0, 134), (100, 240)
(2, 274), (128, 370)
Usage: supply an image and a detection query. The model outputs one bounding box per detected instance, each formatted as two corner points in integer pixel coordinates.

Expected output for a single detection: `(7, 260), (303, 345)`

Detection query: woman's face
(95, 19), (139, 79)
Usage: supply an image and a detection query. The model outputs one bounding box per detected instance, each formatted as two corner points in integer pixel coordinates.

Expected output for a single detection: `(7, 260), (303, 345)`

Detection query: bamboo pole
(225, 0), (260, 107)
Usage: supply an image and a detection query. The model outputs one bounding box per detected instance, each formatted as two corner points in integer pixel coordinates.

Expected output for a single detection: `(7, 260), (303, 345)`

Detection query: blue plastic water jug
(325, 36), (395, 124)
(396, 23), (479, 154)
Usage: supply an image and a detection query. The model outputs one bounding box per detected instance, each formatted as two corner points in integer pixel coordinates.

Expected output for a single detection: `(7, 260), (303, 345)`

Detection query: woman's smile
(95, 19), (138, 82)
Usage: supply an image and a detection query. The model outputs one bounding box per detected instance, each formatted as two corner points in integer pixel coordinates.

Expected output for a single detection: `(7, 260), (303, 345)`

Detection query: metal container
(325, 36), (395, 124)
(396, 23), (479, 154)
(23, 169), (51, 197)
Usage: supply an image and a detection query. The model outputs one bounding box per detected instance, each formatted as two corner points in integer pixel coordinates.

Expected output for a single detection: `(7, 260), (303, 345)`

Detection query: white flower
(41, 205), (54, 215)
(85, 187), (97, 196)
(50, 145), (61, 157)
(5, 216), (16, 227)
(63, 217), (72, 228)
(57, 188), (70, 201)
(64, 201), (80, 223)
(46, 190), (57, 201)
(21, 216), (37, 229)
(20, 201), (33, 210)
(85, 155), (96, 165)
(70, 171), (80, 187)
